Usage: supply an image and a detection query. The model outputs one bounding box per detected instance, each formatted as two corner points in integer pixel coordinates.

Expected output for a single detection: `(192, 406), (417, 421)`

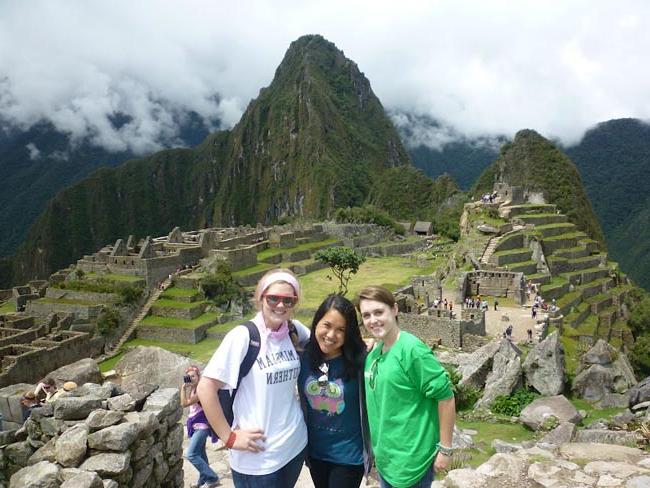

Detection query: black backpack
(217, 321), (261, 427)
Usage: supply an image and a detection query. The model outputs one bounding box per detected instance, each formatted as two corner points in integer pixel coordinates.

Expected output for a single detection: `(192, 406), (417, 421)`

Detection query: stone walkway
(483, 303), (542, 343)
(181, 435), (377, 487)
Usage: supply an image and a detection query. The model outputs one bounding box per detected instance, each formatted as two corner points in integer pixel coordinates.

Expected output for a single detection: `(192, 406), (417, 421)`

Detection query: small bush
(314, 246), (366, 296)
(629, 334), (650, 377)
(444, 365), (482, 411)
(117, 284), (144, 305)
(490, 388), (539, 417)
(200, 261), (246, 308)
(97, 307), (121, 336)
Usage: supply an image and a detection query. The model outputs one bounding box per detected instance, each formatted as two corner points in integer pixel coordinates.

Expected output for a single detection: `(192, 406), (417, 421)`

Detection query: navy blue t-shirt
(299, 352), (364, 466)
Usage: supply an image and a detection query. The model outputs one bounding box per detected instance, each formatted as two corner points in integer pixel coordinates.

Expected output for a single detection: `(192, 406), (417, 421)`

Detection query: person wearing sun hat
(198, 268), (310, 488)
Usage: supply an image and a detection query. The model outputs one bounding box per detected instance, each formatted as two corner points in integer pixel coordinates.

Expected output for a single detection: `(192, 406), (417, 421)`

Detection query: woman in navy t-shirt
(299, 294), (372, 488)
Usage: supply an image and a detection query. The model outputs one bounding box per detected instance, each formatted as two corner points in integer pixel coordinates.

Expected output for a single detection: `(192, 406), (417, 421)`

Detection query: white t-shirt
(202, 312), (310, 475)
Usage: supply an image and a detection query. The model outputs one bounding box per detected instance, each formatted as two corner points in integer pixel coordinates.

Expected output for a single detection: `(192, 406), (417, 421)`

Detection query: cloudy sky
(1, 0), (648, 154)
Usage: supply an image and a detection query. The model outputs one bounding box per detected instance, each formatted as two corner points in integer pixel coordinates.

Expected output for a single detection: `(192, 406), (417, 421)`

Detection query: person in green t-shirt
(357, 286), (456, 488)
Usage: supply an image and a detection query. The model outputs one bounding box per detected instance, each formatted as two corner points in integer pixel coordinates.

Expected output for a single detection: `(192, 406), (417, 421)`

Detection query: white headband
(260, 272), (300, 296)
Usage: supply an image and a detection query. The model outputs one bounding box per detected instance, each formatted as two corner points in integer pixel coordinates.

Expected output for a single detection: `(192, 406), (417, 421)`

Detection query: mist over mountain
(8, 35), (412, 284)
(0, 110), (216, 258)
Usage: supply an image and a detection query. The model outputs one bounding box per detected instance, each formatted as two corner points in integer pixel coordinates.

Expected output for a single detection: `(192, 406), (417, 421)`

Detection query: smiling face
(315, 308), (347, 359)
(261, 281), (297, 330)
(359, 298), (399, 344)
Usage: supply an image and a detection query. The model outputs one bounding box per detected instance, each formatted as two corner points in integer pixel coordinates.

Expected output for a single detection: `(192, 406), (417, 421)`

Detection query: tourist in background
(299, 294), (372, 488)
(181, 365), (221, 488)
(357, 286), (456, 488)
(198, 269), (310, 488)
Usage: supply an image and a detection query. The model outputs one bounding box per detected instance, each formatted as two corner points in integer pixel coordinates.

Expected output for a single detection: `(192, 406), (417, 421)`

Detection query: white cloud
(0, 0), (649, 154)
(25, 143), (40, 160)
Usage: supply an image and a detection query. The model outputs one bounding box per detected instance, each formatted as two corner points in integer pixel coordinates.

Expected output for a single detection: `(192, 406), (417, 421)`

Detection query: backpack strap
(235, 320), (261, 389)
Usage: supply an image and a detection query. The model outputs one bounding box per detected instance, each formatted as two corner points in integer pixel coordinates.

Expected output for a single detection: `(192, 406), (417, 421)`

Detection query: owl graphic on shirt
(304, 376), (345, 415)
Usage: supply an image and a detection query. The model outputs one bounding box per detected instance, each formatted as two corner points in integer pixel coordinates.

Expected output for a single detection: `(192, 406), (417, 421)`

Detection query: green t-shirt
(364, 331), (453, 487)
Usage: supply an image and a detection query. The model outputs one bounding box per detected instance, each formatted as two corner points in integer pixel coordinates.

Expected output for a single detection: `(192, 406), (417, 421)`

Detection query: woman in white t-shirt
(198, 268), (310, 488)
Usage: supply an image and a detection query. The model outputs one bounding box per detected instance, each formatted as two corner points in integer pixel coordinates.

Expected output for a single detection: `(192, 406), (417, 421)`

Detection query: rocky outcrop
(522, 331), (565, 395)
(572, 340), (637, 400)
(1, 383), (183, 487)
(629, 375), (650, 407)
(115, 346), (199, 392)
(433, 443), (650, 488)
(519, 395), (581, 431)
(458, 338), (503, 388)
(476, 340), (522, 407)
(46, 358), (102, 388)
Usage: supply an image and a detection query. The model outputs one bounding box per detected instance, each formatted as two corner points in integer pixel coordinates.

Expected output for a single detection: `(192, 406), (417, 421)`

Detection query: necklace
(317, 362), (329, 388)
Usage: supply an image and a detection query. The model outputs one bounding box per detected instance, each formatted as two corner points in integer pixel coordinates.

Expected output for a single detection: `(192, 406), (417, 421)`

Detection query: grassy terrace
(232, 262), (274, 278)
(256, 238), (340, 261)
(38, 297), (100, 306)
(543, 231), (587, 242)
(492, 247), (530, 257)
(160, 288), (200, 299)
(540, 276), (568, 293)
(0, 301), (15, 314)
(86, 272), (143, 283)
(153, 299), (208, 309)
(102, 338), (222, 370)
(140, 312), (219, 329)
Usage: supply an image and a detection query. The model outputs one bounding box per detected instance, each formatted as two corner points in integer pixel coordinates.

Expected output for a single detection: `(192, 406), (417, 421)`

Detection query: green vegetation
(334, 205), (405, 235)
(314, 246), (366, 296)
(113, 338), (221, 364)
(97, 307), (121, 336)
(473, 129), (605, 244)
(298, 256), (437, 310)
(490, 389), (540, 417)
(256, 238), (339, 261)
(161, 287), (200, 299)
(140, 313), (219, 329)
(0, 301), (16, 314)
(86, 272), (143, 283)
(199, 261), (246, 308)
(444, 366), (481, 411)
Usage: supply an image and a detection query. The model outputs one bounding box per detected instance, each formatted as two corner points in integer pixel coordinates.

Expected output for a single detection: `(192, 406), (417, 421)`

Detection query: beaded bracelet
(436, 442), (454, 457)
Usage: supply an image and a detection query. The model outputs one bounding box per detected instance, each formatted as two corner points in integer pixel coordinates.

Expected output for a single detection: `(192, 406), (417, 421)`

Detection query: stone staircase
(480, 236), (501, 265)
(104, 277), (170, 358)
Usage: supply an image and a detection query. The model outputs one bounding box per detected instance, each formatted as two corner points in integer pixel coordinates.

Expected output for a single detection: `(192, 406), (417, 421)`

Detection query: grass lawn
(232, 262), (275, 278)
(140, 312), (219, 329)
(455, 420), (537, 467)
(0, 301), (16, 314)
(298, 256), (438, 310)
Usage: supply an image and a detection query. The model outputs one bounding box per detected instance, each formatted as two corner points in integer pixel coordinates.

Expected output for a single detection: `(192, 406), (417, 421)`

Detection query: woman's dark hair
(308, 294), (366, 380)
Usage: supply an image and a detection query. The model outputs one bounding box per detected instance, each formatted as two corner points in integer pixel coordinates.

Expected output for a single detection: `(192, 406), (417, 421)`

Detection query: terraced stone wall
(458, 271), (526, 304)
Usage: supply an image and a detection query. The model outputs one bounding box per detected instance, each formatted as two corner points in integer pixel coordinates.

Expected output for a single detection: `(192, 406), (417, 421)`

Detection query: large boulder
(55, 423), (89, 467)
(115, 346), (201, 392)
(476, 340), (522, 407)
(519, 395), (581, 431)
(629, 376), (650, 407)
(572, 340), (637, 400)
(522, 331), (565, 395)
(458, 339), (503, 388)
(46, 358), (102, 387)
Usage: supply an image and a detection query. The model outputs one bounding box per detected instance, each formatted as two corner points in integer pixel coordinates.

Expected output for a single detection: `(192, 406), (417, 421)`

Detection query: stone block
(9, 460), (59, 488)
(28, 437), (57, 465)
(142, 388), (180, 421)
(55, 423), (89, 467)
(54, 397), (103, 420)
(60, 471), (103, 488)
(85, 409), (124, 431)
(79, 451), (131, 476)
(0, 383), (34, 424)
(87, 422), (139, 451)
(5, 440), (34, 466)
(107, 393), (135, 412)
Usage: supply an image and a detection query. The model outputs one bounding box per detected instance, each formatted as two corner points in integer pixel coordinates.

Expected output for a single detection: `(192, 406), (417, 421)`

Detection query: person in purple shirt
(181, 365), (221, 488)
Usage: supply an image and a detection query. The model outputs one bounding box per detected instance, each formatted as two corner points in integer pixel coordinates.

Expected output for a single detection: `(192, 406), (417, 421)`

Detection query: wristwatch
(436, 442), (454, 457)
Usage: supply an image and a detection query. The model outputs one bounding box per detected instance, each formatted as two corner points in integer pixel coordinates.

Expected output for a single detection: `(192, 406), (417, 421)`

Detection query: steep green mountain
(9, 35), (410, 284)
(474, 129), (605, 243)
(565, 118), (650, 289)
(0, 113), (212, 258)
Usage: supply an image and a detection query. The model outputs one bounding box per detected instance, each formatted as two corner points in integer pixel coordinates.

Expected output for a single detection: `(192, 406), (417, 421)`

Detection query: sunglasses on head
(263, 294), (298, 308)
